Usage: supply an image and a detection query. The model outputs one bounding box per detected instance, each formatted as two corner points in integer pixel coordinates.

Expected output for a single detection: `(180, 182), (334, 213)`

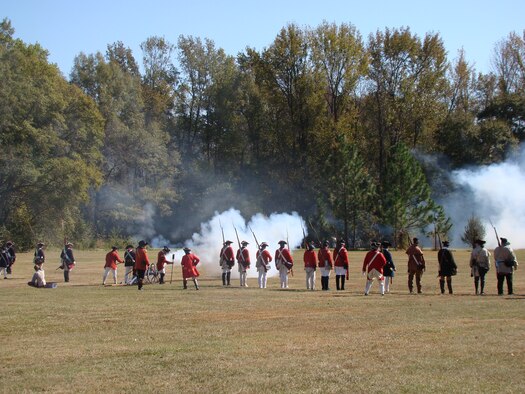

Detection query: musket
(286, 226), (293, 277)
(219, 218), (225, 244)
(233, 224), (248, 268)
(308, 219), (322, 248)
(170, 253), (175, 284)
(489, 219), (501, 247)
(249, 226), (267, 272)
(301, 223), (307, 249)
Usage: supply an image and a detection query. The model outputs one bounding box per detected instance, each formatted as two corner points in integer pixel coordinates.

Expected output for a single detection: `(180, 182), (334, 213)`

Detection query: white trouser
(103, 267), (117, 284)
(305, 267), (316, 290)
(384, 276), (392, 293)
(0, 267), (7, 278)
(239, 271), (247, 287)
(124, 266), (134, 284)
(279, 266), (289, 288)
(365, 269), (384, 295)
(258, 270), (267, 288)
(335, 266), (347, 276)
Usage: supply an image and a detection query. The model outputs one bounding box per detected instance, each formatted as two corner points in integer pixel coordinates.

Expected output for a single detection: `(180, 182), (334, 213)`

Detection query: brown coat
(406, 244), (425, 273)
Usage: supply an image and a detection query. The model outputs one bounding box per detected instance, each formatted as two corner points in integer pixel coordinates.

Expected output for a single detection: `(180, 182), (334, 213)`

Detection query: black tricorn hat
(442, 241), (450, 247)
(381, 241), (391, 247)
(474, 239), (486, 245)
(111, 246), (118, 250)
(183, 247), (191, 252)
(278, 240), (287, 245)
(126, 244), (134, 249)
(138, 240), (148, 247)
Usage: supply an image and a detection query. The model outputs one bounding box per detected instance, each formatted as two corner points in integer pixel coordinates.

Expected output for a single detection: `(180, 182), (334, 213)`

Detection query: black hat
(111, 246), (118, 250)
(6, 241), (13, 246)
(307, 241), (315, 250)
(224, 240), (233, 245)
(500, 237), (508, 244)
(138, 240), (148, 247)
(37, 242), (45, 247)
(260, 242), (269, 248)
(278, 240), (287, 245)
(323, 240), (330, 246)
(474, 239), (486, 245)
(126, 244), (134, 249)
(183, 247), (191, 253)
(442, 241), (450, 247)
(163, 246), (171, 252)
(241, 240), (249, 245)
(370, 241), (379, 249)
(338, 239), (345, 245)
(381, 241), (391, 248)
(413, 238), (419, 244)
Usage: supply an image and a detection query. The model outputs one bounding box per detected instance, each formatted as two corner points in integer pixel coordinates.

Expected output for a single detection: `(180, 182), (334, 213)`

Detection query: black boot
(341, 276), (345, 291)
(194, 278), (199, 290)
(222, 273), (226, 286)
(64, 271), (70, 283)
(226, 272), (231, 286)
(183, 279), (187, 289)
(447, 278), (453, 294)
(336, 275), (341, 290)
(138, 278), (143, 290)
(439, 279), (445, 294)
(322, 277), (327, 290)
(474, 277), (479, 295)
(160, 273), (165, 284)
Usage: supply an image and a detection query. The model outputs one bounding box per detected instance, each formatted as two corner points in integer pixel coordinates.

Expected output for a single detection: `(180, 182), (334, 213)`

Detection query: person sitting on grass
(28, 261), (57, 288)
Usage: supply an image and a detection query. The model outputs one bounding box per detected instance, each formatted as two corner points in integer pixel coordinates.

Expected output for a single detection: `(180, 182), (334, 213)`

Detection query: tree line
(1, 18), (524, 250)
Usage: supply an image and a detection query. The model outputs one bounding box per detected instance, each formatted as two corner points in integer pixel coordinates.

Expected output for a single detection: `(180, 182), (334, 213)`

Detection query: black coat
(438, 248), (457, 276)
(382, 249), (396, 277)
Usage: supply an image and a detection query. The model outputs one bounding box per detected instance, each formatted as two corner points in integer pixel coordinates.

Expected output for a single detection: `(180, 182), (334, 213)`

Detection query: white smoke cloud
(167, 208), (306, 278)
(442, 145), (525, 249)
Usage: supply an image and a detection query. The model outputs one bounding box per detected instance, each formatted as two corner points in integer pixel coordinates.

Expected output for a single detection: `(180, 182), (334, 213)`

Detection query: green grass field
(0, 248), (523, 393)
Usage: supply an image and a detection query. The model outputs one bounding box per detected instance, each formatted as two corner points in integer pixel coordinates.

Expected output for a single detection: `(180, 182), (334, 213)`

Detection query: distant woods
(1, 18), (524, 250)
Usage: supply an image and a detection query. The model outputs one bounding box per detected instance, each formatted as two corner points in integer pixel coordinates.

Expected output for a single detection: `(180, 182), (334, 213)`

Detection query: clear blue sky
(3, 0), (524, 76)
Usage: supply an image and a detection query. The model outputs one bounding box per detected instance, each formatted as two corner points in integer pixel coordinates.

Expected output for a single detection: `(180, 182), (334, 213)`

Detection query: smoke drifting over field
(441, 145), (525, 249)
(160, 208), (306, 278)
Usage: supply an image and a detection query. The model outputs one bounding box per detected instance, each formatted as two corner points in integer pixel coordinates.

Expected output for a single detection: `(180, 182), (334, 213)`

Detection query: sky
(3, 0), (524, 77)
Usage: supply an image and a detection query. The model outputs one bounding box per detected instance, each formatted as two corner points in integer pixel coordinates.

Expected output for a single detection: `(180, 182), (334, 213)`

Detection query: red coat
(236, 248), (251, 268)
(134, 247), (150, 271)
(157, 251), (169, 271)
(333, 246), (349, 267)
(104, 250), (123, 270)
(256, 249), (272, 265)
(362, 250), (386, 273)
(275, 248), (293, 269)
(318, 247), (333, 268)
(220, 245), (235, 261)
(303, 249), (318, 268)
(181, 253), (200, 279)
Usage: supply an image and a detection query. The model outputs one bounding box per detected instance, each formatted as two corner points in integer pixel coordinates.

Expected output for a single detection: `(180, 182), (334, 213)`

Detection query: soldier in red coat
(103, 246), (123, 285)
(156, 246), (173, 284)
(236, 240), (251, 287)
(256, 242), (272, 288)
(362, 242), (387, 295)
(275, 241), (293, 289)
(134, 240), (150, 291)
(406, 238), (426, 294)
(219, 240), (235, 286)
(333, 239), (349, 291)
(303, 241), (318, 290)
(181, 247), (200, 290)
(318, 240), (333, 291)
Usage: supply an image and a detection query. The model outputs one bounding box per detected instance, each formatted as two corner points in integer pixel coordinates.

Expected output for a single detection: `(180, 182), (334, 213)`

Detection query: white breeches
(305, 267), (316, 290)
(384, 276), (392, 292)
(103, 267), (117, 284)
(320, 267), (331, 277)
(335, 266), (347, 276)
(258, 270), (267, 288)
